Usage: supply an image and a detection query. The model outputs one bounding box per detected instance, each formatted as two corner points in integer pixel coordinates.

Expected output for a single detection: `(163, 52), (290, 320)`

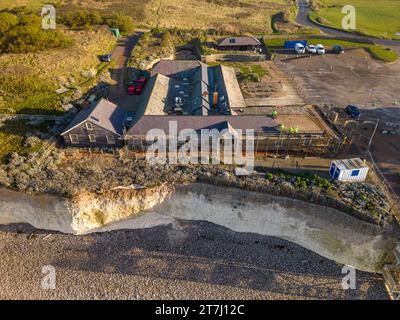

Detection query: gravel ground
(0, 221), (388, 300)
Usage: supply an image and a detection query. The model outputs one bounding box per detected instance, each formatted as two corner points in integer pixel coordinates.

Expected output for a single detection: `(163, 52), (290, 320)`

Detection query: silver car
(316, 44), (325, 55)
(306, 45), (317, 54)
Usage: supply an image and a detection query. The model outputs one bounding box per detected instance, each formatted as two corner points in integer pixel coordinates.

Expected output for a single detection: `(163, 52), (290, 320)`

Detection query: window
(229, 38), (236, 44)
(351, 169), (360, 177)
(329, 164), (336, 176)
(88, 134), (96, 142)
(106, 135), (115, 144)
(85, 122), (93, 131)
(69, 134), (79, 144)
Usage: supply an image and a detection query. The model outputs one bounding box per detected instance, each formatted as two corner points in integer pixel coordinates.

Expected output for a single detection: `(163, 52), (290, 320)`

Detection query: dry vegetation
(0, 26), (116, 114)
(57, 0), (292, 33)
(150, 0), (291, 33)
(2, 0), (293, 33)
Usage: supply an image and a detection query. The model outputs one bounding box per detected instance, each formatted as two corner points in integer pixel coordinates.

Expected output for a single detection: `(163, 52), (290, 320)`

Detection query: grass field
(0, 0), (60, 9)
(0, 0), (293, 33)
(265, 37), (398, 62)
(310, 0), (400, 40)
(148, 0), (290, 33)
(208, 62), (268, 82)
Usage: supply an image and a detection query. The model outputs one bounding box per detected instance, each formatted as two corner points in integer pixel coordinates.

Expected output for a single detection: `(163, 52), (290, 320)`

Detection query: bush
(160, 31), (172, 47)
(104, 14), (135, 33)
(0, 10), (72, 54)
(265, 172), (274, 181)
(59, 10), (135, 33)
(59, 11), (103, 28)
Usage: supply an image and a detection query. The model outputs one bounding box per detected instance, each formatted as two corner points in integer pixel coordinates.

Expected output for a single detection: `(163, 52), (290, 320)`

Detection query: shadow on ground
(0, 221), (388, 300)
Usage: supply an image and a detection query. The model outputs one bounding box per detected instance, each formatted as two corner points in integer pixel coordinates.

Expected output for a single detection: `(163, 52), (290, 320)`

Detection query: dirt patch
(237, 61), (304, 107)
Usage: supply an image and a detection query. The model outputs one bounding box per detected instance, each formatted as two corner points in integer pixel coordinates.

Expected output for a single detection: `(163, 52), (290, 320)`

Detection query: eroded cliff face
(0, 184), (397, 272)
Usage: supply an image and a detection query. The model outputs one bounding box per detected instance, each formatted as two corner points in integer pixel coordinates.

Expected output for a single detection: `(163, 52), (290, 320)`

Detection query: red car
(127, 72), (149, 95)
(127, 81), (144, 95)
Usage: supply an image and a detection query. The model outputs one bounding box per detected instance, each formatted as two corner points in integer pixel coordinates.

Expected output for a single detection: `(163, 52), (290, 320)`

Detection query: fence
(366, 150), (400, 224)
(0, 114), (61, 121)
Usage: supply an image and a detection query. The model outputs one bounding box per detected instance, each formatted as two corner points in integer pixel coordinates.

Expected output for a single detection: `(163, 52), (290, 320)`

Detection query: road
(295, 0), (400, 52)
(108, 32), (143, 111)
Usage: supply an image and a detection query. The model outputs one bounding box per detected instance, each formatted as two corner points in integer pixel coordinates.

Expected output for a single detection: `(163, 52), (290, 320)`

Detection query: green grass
(208, 62), (267, 82)
(264, 36), (398, 63)
(264, 37), (287, 47)
(310, 0), (400, 40)
(366, 46), (398, 63)
(0, 120), (55, 163)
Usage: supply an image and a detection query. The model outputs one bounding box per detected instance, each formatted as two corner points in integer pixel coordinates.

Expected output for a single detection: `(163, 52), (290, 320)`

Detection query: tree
(104, 14), (135, 33)
(0, 12), (19, 34)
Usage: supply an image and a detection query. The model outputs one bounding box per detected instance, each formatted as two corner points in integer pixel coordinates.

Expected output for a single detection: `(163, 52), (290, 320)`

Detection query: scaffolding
(383, 243), (400, 300)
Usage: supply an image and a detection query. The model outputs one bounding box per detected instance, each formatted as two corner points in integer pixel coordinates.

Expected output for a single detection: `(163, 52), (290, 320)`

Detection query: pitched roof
(126, 115), (280, 136)
(61, 99), (126, 136)
(191, 61), (210, 115)
(218, 36), (261, 47)
(211, 65), (246, 110)
(151, 60), (201, 77)
(135, 73), (171, 119)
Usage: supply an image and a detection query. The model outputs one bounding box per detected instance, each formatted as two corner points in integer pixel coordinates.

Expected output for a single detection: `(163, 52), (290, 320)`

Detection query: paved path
(108, 32), (142, 111)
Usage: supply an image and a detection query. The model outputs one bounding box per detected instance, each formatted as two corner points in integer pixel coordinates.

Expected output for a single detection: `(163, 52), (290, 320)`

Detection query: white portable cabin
(329, 158), (369, 182)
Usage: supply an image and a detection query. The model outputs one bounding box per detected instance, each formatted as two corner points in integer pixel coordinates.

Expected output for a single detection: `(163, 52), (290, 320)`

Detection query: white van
(316, 44), (325, 55)
(294, 43), (305, 54)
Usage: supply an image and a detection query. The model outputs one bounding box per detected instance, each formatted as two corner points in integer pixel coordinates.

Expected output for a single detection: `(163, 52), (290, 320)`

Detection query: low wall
(202, 53), (267, 63)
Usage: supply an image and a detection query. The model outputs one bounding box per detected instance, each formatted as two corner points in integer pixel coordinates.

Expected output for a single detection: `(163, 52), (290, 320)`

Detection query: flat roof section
(127, 114), (326, 137)
(332, 158), (368, 171)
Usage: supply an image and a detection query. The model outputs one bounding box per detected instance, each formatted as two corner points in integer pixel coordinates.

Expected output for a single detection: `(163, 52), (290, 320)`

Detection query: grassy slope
(0, 120), (51, 163)
(0, 27), (116, 114)
(150, 0), (290, 33)
(1, 0), (292, 33)
(0, 0), (60, 9)
(310, 0), (400, 40)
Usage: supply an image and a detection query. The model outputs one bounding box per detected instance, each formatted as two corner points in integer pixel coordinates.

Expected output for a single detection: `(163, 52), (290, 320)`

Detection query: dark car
(345, 105), (361, 118)
(136, 70), (150, 78)
(100, 54), (112, 62)
(333, 45), (344, 54)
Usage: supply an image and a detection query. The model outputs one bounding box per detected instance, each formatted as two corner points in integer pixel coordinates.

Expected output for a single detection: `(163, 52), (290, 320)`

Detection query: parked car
(345, 105), (361, 118)
(316, 44), (325, 55)
(100, 54), (112, 62)
(306, 44), (317, 54)
(136, 70), (150, 78)
(295, 43), (306, 54)
(333, 45), (344, 54)
(127, 81), (145, 95)
(127, 70), (150, 95)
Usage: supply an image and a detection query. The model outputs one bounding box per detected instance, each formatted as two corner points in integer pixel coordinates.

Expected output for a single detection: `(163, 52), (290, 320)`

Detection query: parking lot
(276, 49), (400, 196)
(277, 48), (400, 109)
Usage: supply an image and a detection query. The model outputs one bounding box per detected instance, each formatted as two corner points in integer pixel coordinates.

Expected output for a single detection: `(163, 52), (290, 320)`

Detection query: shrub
(0, 10), (72, 54)
(103, 14), (135, 33)
(59, 10), (135, 33)
(265, 172), (274, 181)
(160, 31), (172, 47)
